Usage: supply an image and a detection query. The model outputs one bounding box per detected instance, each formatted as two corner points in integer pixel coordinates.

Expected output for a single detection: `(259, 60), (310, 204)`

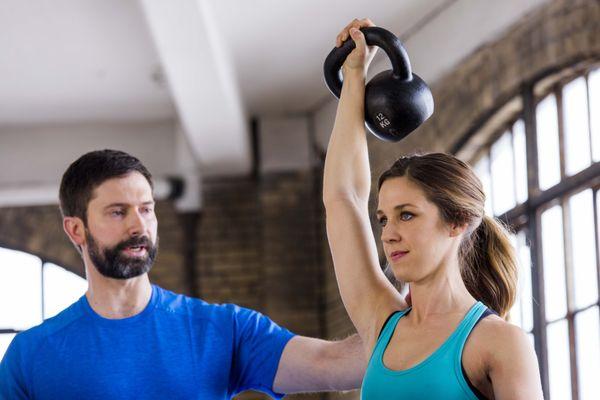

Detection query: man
(0, 150), (366, 399)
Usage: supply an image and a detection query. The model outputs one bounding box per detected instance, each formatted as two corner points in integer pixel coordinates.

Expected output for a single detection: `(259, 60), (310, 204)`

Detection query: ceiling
(0, 0), (173, 125)
(0, 0), (549, 186)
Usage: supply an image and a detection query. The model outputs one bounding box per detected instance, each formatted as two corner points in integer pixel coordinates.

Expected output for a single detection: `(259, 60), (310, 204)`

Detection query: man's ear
(63, 217), (86, 248)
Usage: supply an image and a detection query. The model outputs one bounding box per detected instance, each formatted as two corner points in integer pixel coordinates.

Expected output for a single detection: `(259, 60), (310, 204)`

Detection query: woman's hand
(335, 18), (378, 74)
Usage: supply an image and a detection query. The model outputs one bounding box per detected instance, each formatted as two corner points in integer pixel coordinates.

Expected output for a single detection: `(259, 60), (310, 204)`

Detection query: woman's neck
(407, 260), (476, 324)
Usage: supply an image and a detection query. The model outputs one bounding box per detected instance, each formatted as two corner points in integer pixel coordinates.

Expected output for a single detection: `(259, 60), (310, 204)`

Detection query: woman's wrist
(342, 65), (367, 81)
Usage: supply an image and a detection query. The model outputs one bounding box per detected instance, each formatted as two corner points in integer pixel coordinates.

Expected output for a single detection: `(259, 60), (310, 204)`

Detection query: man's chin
(100, 268), (150, 280)
(94, 259), (153, 280)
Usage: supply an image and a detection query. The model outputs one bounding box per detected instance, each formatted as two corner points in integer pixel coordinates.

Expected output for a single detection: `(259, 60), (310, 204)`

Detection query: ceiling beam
(139, 0), (251, 176)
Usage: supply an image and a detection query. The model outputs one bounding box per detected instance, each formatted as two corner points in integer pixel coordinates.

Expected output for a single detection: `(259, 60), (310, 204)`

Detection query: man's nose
(127, 210), (147, 237)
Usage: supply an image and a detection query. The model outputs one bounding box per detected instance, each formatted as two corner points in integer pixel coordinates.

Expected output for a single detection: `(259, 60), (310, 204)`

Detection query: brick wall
(0, 205), (82, 276)
(196, 171), (327, 400)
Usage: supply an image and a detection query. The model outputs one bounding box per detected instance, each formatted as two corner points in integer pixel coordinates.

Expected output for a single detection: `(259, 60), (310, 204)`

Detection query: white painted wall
(0, 120), (177, 186)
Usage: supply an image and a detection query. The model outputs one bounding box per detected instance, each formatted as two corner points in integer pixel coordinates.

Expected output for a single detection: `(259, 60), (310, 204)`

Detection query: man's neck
(85, 273), (153, 319)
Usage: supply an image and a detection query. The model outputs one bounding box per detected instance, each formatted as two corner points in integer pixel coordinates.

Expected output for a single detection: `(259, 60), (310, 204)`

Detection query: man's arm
(0, 335), (30, 400)
(272, 334), (367, 394)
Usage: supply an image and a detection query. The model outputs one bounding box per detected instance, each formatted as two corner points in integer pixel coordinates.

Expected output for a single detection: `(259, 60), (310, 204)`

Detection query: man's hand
(272, 334), (367, 394)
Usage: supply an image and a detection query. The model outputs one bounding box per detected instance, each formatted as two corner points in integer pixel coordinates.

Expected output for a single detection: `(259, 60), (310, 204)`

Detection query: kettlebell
(323, 26), (434, 142)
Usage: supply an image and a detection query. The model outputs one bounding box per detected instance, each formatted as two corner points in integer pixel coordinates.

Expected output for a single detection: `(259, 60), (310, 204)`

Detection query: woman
(323, 18), (543, 399)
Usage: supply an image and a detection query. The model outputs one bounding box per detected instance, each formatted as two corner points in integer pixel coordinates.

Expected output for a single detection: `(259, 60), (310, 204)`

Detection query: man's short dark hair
(59, 149), (153, 223)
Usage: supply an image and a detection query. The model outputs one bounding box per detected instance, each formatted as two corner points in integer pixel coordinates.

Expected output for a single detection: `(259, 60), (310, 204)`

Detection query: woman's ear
(448, 222), (468, 238)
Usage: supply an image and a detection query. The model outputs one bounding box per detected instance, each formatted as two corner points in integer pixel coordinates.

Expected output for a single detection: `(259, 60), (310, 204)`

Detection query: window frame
(0, 247), (86, 335)
(456, 62), (600, 399)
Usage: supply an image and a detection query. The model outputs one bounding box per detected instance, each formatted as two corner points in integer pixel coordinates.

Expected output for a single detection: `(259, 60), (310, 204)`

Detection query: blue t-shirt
(0, 285), (295, 399)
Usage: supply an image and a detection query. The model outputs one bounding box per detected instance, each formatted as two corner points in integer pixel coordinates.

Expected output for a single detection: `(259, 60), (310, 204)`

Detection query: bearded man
(0, 149), (365, 399)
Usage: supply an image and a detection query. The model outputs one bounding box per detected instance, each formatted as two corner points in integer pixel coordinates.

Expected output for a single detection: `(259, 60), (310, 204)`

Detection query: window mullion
(523, 83), (549, 397)
(562, 195), (580, 400)
(556, 86), (567, 180)
(0, 329), (21, 334)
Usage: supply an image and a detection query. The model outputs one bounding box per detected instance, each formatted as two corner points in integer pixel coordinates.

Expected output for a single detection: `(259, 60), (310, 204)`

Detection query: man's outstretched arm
(273, 334), (367, 393)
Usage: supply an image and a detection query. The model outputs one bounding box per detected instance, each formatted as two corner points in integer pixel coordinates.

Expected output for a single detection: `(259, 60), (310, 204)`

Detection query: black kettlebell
(323, 27), (434, 142)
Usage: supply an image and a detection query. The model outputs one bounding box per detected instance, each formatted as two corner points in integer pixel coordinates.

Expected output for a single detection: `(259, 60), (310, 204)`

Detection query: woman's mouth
(390, 251), (409, 262)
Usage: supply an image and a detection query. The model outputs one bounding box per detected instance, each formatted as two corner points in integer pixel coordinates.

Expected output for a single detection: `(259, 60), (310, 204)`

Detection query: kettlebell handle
(323, 26), (412, 98)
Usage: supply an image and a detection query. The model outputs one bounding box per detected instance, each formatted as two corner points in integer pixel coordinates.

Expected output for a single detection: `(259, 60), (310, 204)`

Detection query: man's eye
(111, 210), (125, 217)
(378, 216), (388, 227)
(400, 212), (414, 221)
(142, 207), (154, 214)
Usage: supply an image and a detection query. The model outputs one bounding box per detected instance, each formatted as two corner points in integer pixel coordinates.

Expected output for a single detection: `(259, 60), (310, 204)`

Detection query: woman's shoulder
(475, 314), (529, 340)
(467, 311), (543, 398)
(469, 313), (533, 363)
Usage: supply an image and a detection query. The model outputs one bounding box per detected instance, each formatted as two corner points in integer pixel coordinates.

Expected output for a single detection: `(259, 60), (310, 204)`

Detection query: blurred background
(0, 0), (598, 399)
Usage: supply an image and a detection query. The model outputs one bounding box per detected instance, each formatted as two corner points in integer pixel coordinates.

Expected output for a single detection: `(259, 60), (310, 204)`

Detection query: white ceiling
(0, 0), (174, 125)
(209, 0), (453, 114)
(0, 0), (456, 123)
(0, 0), (549, 186)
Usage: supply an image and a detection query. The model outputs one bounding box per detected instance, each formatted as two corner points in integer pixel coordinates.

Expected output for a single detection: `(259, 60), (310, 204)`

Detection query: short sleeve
(0, 334), (31, 400)
(229, 306), (295, 398)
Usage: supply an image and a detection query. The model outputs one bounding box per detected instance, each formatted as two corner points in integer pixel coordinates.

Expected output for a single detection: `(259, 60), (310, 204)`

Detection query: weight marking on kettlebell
(376, 113), (391, 128)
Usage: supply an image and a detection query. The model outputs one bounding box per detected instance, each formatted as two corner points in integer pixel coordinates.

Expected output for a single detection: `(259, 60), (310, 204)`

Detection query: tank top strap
(449, 301), (488, 359)
(371, 308), (411, 361)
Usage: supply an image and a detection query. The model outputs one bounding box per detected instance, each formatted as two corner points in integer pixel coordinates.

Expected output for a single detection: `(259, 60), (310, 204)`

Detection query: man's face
(83, 172), (158, 280)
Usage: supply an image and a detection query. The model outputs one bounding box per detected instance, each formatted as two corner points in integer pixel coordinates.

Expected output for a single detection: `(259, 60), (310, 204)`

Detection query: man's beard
(85, 230), (158, 280)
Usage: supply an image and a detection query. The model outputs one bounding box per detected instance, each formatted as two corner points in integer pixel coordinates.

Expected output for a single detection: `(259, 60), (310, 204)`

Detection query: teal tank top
(361, 301), (487, 400)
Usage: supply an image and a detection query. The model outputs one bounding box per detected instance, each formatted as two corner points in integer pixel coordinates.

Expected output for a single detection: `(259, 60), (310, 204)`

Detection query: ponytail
(460, 215), (518, 319)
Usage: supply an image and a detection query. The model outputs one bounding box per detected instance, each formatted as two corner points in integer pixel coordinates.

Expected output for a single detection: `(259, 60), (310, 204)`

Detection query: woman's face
(376, 176), (459, 283)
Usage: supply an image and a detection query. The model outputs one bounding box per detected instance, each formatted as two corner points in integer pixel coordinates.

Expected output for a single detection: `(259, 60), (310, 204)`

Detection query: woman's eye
(400, 212), (413, 221)
(378, 216), (388, 227)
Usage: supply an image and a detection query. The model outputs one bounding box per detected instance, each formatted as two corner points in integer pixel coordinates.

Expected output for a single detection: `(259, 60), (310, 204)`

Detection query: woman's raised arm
(323, 19), (406, 350)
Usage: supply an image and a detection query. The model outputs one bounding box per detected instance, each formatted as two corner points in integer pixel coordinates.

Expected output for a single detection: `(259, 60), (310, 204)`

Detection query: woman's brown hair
(378, 153), (517, 318)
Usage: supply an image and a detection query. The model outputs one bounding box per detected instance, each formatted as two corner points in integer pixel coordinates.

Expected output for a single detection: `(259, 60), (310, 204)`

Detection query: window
(467, 65), (599, 400)
(0, 247), (86, 360)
